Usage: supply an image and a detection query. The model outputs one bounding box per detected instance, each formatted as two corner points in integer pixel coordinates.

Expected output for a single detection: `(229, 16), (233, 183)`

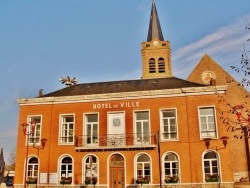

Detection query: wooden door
(110, 154), (125, 188)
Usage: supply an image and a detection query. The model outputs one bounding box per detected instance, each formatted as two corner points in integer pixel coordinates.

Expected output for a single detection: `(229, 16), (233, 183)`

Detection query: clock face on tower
(201, 71), (216, 84)
(153, 41), (158, 45)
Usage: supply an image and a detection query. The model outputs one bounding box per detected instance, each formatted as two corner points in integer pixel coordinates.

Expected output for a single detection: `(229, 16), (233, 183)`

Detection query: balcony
(75, 133), (157, 152)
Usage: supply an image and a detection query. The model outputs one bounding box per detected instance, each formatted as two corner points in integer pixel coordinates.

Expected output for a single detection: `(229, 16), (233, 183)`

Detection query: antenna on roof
(59, 76), (78, 86)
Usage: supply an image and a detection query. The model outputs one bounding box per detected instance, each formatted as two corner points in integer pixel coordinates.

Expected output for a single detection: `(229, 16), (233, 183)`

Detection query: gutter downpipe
(184, 92), (193, 186)
(158, 131), (162, 188)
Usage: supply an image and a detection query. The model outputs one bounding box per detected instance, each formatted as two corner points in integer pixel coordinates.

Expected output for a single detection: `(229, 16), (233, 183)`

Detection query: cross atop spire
(147, 0), (164, 42)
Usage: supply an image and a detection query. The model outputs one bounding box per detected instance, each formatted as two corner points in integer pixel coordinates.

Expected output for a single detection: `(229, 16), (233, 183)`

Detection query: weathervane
(59, 76), (78, 86)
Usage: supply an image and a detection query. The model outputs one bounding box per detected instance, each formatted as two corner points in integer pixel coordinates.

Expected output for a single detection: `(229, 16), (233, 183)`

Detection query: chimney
(210, 78), (216, 86)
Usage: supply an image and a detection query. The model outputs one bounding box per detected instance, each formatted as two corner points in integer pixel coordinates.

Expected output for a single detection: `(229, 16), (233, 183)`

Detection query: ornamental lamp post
(203, 138), (212, 149)
(232, 105), (250, 180)
(33, 138), (47, 188)
(233, 105), (244, 121)
(21, 121), (37, 188)
(202, 137), (229, 150)
(40, 138), (47, 149)
(33, 138), (47, 150)
(220, 136), (229, 149)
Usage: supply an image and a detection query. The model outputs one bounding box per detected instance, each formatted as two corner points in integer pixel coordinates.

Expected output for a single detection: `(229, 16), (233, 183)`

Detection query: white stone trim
(17, 85), (228, 106)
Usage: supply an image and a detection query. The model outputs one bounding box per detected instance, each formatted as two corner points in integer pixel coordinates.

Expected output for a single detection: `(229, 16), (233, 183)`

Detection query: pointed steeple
(147, 0), (164, 42)
(141, 0), (172, 79)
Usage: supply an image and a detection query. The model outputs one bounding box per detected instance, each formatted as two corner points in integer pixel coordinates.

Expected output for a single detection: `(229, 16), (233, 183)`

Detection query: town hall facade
(14, 1), (238, 188)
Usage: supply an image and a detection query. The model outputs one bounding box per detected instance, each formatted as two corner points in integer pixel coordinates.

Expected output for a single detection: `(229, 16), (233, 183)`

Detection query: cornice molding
(17, 85), (228, 106)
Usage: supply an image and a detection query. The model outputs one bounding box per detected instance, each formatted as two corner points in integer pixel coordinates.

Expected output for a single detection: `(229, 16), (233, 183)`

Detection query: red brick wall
(15, 92), (234, 186)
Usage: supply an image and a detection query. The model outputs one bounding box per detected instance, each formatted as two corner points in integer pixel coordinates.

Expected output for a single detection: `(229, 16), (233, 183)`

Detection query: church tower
(141, 0), (172, 79)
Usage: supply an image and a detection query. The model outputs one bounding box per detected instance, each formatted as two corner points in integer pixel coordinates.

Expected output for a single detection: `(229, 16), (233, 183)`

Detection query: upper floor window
(27, 157), (38, 184)
(60, 115), (74, 144)
(158, 58), (165, 73)
(60, 156), (73, 185)
(85, 114), (98, 145)
(136, 154), (151, 184)
(199, 107), (217, 138)
(203, 151), (219, 182)
(84, 155), (98, 185)
(149, 58), (156, 73)
(161, 109), (177, 140)
(163, 152), (179, 183)
(28, 116), (41, 145)
(135, 111), (149, 144)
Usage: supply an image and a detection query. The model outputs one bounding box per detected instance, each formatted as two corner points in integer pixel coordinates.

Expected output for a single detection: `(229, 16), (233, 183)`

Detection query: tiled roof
(40, 77), (206, 97)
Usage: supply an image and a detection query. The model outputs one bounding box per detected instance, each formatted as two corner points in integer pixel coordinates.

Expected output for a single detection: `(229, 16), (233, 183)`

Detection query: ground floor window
(136, 154), (151, 184)
(163, 152), (179, 183)
(27, 157), (38, 184)
(60, 156), (73, 184)
(84, 155), (98, 185)
(203, 151), (220, 182)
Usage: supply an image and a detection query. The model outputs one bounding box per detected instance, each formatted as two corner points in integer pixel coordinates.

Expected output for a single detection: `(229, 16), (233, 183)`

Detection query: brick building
(15, 1), (236, 188)
(188, 54), (250, 182)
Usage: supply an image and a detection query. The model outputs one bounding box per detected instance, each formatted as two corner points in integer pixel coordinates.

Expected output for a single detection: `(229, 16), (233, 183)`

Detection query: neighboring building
(187, 54), (250, 182)
(15, 1), (235, 188)
(0, 149), (5, 183)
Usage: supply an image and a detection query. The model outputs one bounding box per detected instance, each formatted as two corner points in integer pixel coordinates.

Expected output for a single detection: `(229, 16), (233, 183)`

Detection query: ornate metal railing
(75, 132), (157, 151)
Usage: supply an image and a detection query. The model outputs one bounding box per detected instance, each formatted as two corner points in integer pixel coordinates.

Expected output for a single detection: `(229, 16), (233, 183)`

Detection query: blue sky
(1, 0), (250, 162)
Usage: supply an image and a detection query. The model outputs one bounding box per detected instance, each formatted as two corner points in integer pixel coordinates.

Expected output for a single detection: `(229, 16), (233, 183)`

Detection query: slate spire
(147, 0), (164, 42)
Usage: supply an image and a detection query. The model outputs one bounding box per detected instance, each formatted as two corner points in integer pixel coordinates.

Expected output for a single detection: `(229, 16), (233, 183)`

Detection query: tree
(5, 148), (16, 171)
(230, 19), (250, 91)
(216, 19), (250, 181)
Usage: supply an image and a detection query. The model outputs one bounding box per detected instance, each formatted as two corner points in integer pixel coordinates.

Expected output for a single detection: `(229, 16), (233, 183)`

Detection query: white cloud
(173, 15), (250, 79)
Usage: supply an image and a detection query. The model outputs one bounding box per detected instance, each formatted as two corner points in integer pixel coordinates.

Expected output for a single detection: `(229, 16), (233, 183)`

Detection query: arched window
(203, 151), (219, 182)
(149, 58), (156, 73)
(158, 58), (165, 73)
(84, 155), (98, 185)
(27, 157), (38, 184)
(136, 154), (151, 184)
(163, 153), (179, 183)
(60, 156), (73, 184)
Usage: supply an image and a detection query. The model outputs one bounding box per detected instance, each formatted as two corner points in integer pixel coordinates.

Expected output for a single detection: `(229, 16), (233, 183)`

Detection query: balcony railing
(75, 133), (157, 151)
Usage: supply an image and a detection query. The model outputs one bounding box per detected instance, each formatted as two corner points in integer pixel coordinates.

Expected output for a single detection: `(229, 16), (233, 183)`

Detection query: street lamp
(21, 121), (47, 188)
(21, 121), (36, 188)
(33, 138), (47, 188)
(33, 138), (47, 150)
(232, 105), (250, 180)
(203, 138), (212, 149)
(203, 136), (229, 150)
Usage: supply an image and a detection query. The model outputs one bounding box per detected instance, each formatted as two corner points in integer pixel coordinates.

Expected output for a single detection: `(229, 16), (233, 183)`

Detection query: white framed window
(27, 116), (42, 145)
(83, 155), (98, 185)
(85, 114), (98, 145)
(59, 156), (73, 185)
(134, 111), (150, 144)
(27, 157), (38, 183)
(203, 151), (220, 182)
(135, 154), (151, 184)
(161, 109), (177, 140)
(199, 107), (217, 138)
(60, 115), (74, 144)
(163, 152), (179, 183)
